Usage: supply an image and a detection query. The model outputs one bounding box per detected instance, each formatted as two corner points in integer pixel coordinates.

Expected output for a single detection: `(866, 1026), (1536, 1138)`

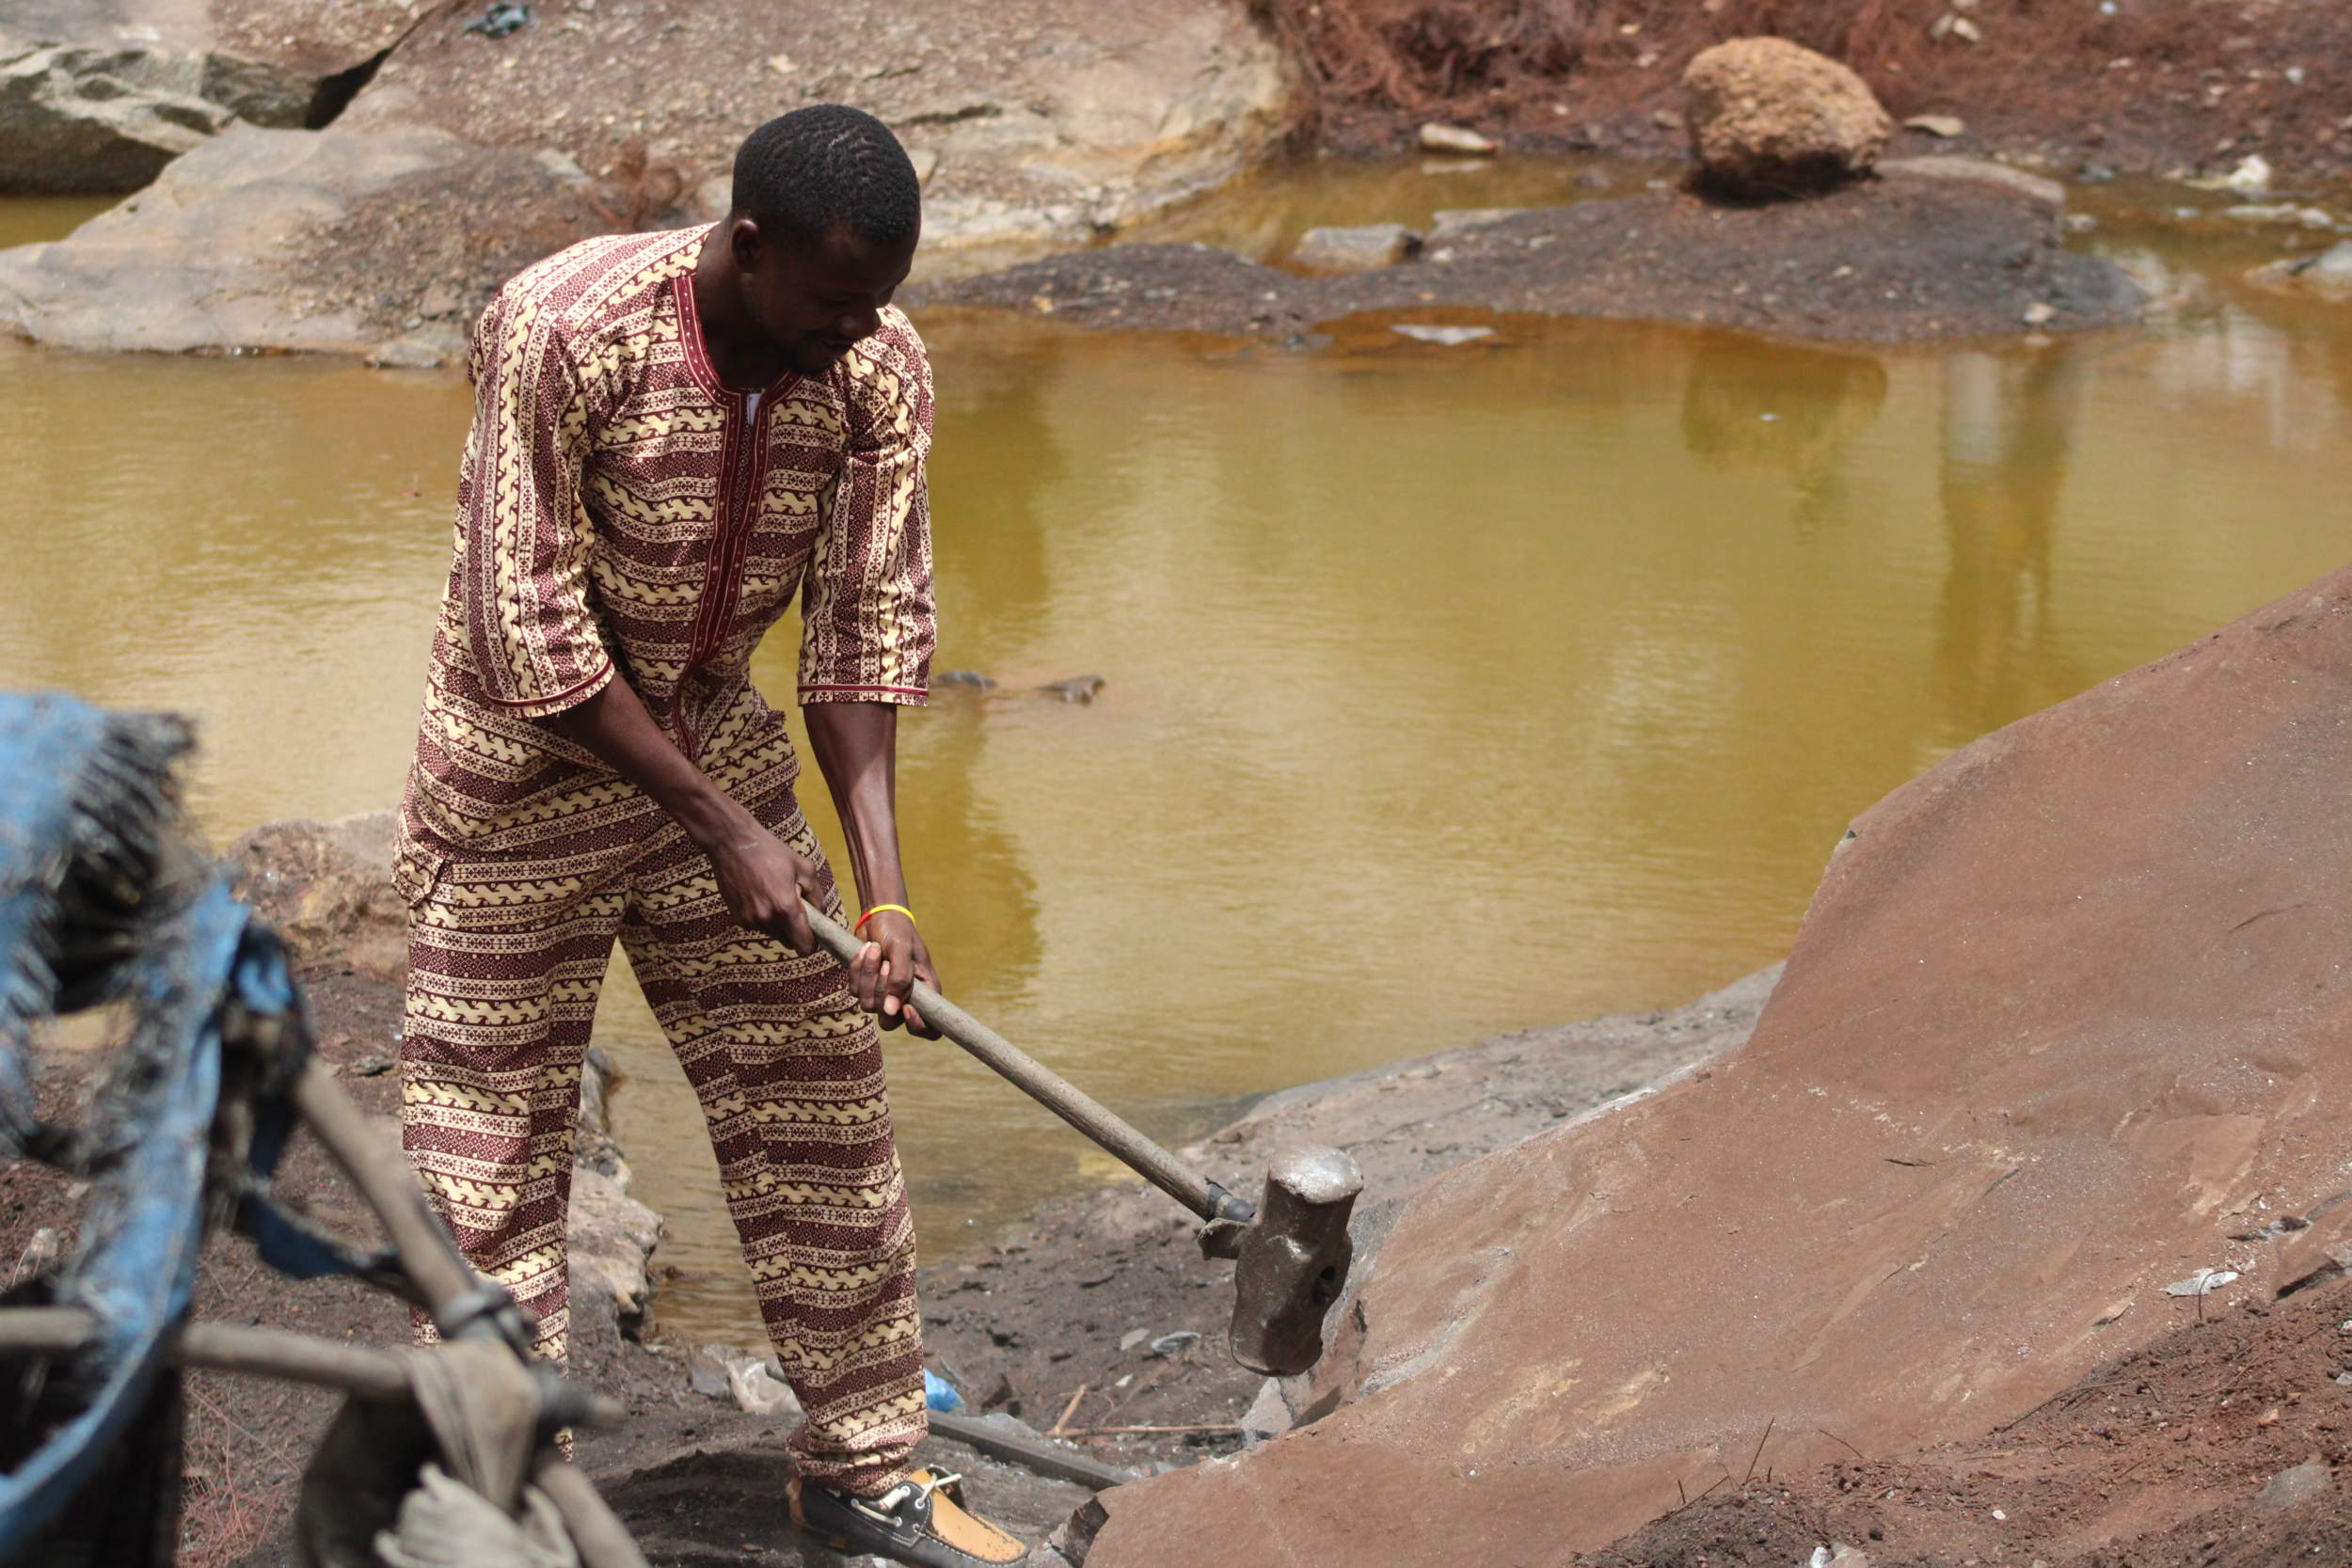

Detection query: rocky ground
(0, 810), (1778, 1566)
(917, 158), (2139, 343)
(1573, 1277), (2352, 1568)
(10, 0), (2346, 356)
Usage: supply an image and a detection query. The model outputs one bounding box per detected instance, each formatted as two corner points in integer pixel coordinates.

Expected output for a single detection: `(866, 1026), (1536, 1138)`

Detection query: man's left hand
(850, 911), (942, 1038)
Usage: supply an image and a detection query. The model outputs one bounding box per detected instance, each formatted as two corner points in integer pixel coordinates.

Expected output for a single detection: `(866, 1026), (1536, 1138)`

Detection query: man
(393, 105), (1023, 1567)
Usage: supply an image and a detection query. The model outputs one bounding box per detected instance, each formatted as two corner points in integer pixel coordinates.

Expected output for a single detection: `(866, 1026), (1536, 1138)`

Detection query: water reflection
(1932, 344), (2092, 744)
(1681, 337), (1889, 531)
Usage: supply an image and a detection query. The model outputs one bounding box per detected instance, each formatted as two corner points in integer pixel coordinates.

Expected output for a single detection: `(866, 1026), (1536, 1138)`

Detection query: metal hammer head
(1224, 1146), (1362, 1377)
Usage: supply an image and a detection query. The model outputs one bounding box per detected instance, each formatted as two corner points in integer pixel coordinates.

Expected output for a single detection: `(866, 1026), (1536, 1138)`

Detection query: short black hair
(731, 105), (920, 246)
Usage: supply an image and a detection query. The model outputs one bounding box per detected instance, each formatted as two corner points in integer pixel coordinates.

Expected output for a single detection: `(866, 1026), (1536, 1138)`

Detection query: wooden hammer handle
(804, 905), (1253, 1226)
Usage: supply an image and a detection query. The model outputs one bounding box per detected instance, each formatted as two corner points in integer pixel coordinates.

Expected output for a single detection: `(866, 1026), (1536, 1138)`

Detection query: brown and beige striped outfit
(392, 226), (934, 1495)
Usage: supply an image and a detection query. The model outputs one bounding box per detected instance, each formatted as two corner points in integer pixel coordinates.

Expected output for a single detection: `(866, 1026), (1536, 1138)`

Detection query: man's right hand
(707, 830), (825, 955)
(537, 681), (832, 955)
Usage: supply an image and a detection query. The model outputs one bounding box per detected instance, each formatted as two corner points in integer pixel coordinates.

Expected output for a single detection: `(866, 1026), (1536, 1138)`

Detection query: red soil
(1578, 1278), (2352, 1566)
(1253, 0), (2352, 183)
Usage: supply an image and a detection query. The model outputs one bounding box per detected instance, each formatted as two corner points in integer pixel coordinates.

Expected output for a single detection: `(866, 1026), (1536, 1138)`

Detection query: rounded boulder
(1683, 36), (1892, 198)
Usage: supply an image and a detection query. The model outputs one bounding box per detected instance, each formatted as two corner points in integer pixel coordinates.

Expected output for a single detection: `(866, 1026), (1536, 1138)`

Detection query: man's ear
(727, 216), (767, 274)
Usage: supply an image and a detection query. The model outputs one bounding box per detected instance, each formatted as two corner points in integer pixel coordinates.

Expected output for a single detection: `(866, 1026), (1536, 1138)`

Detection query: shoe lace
(856, 1470), (964, 1523)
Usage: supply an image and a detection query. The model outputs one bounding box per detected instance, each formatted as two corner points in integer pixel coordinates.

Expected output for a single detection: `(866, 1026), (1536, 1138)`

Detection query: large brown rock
(1684, 36), (1892, 198)
(1072, 569), (2352, 1567)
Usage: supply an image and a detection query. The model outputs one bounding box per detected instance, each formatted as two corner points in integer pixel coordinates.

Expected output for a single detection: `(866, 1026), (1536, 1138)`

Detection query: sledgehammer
(802, 904), (1361, 1377)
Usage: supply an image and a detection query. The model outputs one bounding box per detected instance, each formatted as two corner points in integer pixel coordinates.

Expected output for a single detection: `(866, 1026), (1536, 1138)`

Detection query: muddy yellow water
(5, 172), (2349, 1348)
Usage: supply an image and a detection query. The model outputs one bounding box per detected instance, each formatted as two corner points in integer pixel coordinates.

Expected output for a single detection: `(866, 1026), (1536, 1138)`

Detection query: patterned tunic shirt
(399, 226), (935, 873)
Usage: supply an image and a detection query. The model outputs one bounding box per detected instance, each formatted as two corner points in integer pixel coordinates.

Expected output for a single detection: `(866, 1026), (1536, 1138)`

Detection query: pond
(4, 163), (2347, 1346)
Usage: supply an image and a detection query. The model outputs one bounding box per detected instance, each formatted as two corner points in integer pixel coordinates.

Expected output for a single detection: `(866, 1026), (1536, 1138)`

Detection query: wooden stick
(535, 1457), (652, 1568)
(1047, 1384), (1089, 1437)
(289, 1058), (480, 1312)
(926, 1410), (1133, 1491)
(1066, 1423), (1244, 1437)
(0, 1308), (623, 1427)
(802, 906), (1252, 1226)
(290, 1062), (649, 1568)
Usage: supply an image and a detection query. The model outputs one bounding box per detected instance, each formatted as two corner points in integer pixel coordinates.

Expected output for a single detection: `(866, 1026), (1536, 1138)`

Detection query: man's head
(724, 105), (921, 375)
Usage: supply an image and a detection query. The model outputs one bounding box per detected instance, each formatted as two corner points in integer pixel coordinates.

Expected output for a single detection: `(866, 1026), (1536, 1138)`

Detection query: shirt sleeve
(799, 313), (937, 706)
(453, 285), (614, 718)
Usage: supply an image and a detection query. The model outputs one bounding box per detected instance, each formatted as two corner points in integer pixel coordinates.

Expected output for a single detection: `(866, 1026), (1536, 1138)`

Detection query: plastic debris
(463, 3), (532, 40)
(1149, 1330), (1202, 1357)
(2223, 153), (2274, 195)
(2161, 1267), (2239, 1297)
(924, 1368), (964, 1413)
(1418, 123), (1498, 156)
(1391, 325), (1495, 346)
(726, 1357), (799, 1418)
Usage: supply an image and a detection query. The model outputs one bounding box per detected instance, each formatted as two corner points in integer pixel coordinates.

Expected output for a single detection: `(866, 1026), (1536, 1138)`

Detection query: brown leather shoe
(787, 1468), (1026, 1567)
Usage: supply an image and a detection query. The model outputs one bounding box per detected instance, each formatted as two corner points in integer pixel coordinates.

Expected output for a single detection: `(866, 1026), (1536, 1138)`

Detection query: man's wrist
(671, 786), (760, 853)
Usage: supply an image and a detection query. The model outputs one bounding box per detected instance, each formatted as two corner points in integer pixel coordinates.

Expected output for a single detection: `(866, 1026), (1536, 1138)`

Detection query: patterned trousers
(396, 790), (927, 1495)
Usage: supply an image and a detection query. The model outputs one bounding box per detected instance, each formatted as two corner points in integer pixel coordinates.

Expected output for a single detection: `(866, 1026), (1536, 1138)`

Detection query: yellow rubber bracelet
(852, 903), (916, 938)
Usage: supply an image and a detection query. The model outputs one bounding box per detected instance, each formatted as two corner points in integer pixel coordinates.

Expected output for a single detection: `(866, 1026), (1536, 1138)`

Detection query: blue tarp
(0, 693), (326, 1556)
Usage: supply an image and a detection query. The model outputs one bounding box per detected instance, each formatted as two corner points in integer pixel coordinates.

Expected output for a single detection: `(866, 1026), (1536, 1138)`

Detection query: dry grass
(177, 1375), (314, 1568)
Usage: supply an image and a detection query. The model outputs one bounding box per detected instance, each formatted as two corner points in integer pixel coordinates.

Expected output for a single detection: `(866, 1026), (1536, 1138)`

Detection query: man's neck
(691, 228), (787, 392)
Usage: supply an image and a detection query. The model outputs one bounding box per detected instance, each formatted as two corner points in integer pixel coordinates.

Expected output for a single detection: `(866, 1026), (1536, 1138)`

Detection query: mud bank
(917, 160), (2141, 343)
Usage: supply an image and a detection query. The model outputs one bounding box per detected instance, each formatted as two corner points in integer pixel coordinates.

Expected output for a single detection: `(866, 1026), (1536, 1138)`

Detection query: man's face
(732, 220), (918, 376)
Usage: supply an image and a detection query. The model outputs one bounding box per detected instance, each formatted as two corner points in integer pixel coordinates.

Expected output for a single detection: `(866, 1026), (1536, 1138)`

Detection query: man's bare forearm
(804, 700), (937, 1034)
(803, 701), (908, 911)
(538, 679), (755, 852)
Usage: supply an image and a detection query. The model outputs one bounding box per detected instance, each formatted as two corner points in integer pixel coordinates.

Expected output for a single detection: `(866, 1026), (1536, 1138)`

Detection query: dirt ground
(1574, 1276), (2352, 1567)
(917, 170), (2138, 342)
(1, 938), (1775, 1566)
(1260, 0), (2352, 188)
